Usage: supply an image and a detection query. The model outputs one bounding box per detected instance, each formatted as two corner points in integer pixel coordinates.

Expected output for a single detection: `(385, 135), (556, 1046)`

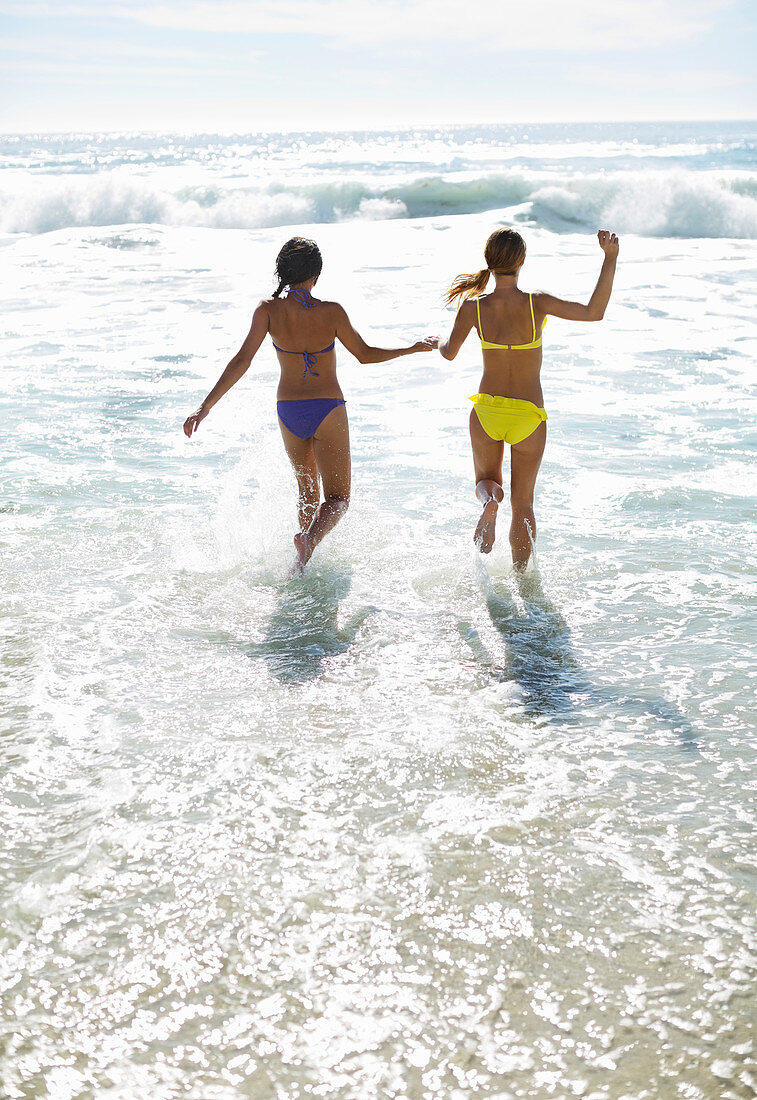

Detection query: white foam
(2, 165), (756, 237)
(531, 170), (757, 237)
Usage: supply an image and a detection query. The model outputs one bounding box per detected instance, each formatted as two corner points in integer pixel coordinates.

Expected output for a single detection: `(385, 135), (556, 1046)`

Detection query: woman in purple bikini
(183, 237), (433, 572)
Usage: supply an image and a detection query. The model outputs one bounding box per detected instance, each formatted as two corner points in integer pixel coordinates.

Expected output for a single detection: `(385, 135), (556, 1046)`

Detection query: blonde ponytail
(444, 267), (490, 306)
(445, 227), (527, 306)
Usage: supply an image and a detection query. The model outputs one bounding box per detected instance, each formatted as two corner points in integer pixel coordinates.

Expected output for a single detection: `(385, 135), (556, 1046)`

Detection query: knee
(326, 492), (350, 513)
(477, 479), (504, 500)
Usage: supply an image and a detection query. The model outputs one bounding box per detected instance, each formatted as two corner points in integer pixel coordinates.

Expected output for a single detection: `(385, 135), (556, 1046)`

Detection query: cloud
(0, 56), (233, 81)
(0, 34), (203, 62)
(0, 0), (736, 50)
(576, 64), (754, 91)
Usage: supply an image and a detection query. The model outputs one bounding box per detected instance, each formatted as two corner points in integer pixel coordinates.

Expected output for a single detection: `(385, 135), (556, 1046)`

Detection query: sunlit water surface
(2, 131), (756, 1100)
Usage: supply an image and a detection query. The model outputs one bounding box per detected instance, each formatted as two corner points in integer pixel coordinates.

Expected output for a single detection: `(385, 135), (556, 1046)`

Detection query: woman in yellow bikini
(438, 227), (619, 567)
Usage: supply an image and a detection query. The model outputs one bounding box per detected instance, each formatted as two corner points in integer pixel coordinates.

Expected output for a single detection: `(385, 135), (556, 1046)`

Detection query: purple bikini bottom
(276, 398), (346, 440)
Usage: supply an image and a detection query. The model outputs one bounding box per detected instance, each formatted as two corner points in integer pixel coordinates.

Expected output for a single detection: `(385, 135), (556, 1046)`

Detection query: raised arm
(437, 299), (475, 361)
(334, 304), (434, 364)
(183, 302), (269, 437)
(535, 230), (619, 323)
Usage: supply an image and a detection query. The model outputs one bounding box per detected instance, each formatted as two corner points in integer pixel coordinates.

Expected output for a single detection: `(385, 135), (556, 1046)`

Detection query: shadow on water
(241, 565), (373, 684)
(459, 561), (588, 718)
(459, 559), (699, 752)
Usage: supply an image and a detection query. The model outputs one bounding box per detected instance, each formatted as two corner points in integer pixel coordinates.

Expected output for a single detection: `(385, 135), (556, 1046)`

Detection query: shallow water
(2, 129), (757, 1098)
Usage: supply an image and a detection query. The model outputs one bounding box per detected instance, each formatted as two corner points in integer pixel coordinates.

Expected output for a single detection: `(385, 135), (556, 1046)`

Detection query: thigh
(510, 421), (546, 504)
(278, 418), (318, 488)
(313, 403), (351, 499)
(469, 407), (504, 483)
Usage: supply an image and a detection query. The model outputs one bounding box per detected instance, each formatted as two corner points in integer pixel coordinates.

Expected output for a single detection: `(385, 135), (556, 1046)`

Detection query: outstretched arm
(334, 305), (435, 364)
(438, 299), (475, 360)
(535, 230), (619, 323)
(183, 302), (269, 437)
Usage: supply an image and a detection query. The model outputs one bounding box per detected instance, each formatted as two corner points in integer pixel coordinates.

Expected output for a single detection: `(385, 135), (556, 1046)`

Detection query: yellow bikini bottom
(470, 393), (548, 445)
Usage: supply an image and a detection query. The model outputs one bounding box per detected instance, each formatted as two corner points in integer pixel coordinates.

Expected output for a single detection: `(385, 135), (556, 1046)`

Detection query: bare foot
(474, 501), (498, 553)
(291, 531), (314, 575)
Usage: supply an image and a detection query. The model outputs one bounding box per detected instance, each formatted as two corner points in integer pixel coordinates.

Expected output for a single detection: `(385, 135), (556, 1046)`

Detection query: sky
(1, 0), (756, 132)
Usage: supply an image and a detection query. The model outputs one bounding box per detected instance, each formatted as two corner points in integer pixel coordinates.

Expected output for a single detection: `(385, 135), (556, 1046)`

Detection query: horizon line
(1, 116), (756, 138)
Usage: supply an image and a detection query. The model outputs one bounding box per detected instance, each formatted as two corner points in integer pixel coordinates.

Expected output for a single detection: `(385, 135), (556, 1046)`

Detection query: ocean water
(1, 123), (756, 1099)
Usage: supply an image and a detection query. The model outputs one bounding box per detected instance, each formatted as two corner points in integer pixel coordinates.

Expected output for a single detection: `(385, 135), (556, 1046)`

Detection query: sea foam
(2, 168), (756, 238)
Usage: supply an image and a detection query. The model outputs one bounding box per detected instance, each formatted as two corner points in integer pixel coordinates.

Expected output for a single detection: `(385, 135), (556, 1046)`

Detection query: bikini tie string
(288, 287), (315, 309)
(302, 352), (319, 379)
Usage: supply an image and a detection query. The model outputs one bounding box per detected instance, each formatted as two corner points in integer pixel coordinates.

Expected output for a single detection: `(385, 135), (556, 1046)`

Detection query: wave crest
(2, 168), (755, 238)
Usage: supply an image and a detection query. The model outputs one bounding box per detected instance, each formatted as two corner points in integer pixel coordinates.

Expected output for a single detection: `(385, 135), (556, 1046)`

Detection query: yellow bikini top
(476, 292), (546, 351)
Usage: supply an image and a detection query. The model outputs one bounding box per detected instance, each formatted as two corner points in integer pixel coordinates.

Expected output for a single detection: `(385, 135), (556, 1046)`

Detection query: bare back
(473, 288), (545, 406)
(267, 295), (343, 401)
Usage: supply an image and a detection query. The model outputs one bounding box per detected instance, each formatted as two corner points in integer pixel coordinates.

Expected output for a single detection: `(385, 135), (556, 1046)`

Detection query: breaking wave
(2, 168), (756, 238)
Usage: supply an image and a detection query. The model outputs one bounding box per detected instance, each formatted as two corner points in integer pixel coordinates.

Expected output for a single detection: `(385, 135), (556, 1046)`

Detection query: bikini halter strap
(287, 287), (316, 309)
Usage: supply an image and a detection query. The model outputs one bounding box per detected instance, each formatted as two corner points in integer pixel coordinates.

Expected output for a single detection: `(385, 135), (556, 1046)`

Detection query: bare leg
(469, 408), (505, 553)
(509, 421), (546, 570)
(475, 478), (505, 553)
(278, 419), (320, 533)
(294, 404), (351, 572)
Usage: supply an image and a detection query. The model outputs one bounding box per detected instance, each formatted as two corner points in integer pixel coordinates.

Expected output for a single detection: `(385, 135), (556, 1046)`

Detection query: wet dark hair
(273, 237), (323, 298)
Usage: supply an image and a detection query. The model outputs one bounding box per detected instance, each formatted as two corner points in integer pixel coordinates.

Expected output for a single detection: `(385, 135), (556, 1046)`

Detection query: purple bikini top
(271, 287), (335, 378)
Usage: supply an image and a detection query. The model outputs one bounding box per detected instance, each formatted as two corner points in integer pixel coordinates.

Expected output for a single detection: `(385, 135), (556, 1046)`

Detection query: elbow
(439, 344), (454, 361)
(586, 308), (605, 322)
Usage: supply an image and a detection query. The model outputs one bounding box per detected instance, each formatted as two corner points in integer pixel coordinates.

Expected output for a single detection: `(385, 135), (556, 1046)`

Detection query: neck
(287, 285), (316, 308)
(492, 273), (519, 289)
